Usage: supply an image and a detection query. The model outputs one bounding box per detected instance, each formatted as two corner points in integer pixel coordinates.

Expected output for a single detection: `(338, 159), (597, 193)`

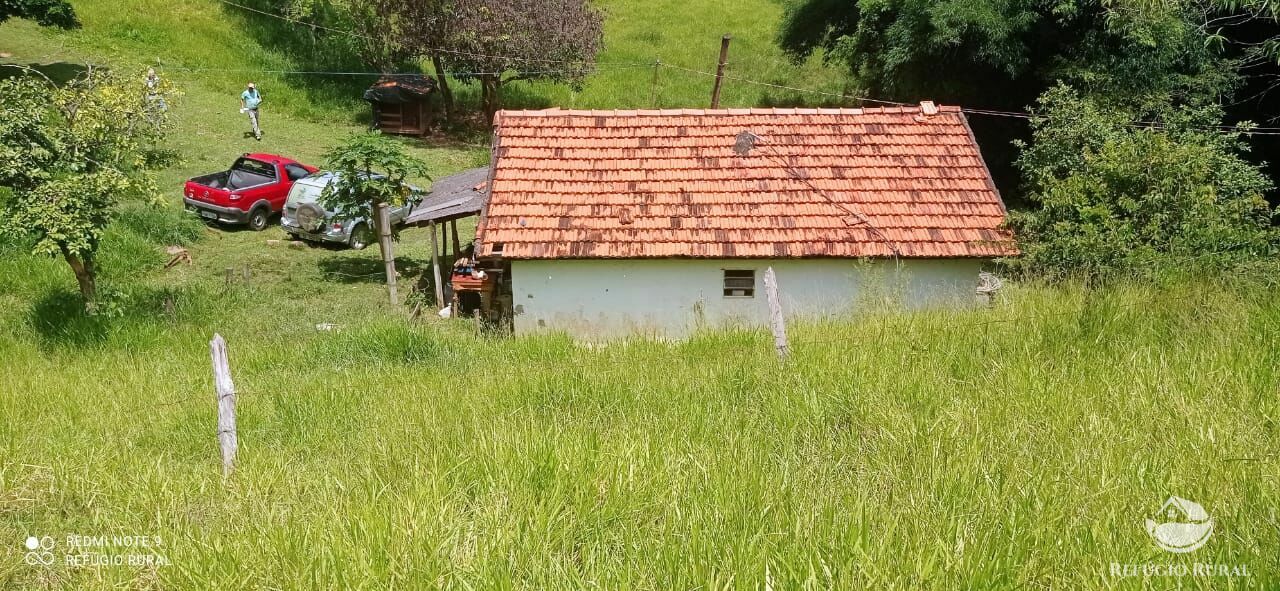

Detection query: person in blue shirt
(240, 82), (263, 140)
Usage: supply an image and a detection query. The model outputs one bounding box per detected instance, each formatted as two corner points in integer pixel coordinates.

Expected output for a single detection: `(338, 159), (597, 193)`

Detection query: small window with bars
(723, 269), (755, 297)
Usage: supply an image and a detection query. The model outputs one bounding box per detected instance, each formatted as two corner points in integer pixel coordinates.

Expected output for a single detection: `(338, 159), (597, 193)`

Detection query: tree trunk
(62, 249), (98, 314)
(431, 52), (454, 122)
(481, 75), (502, 125)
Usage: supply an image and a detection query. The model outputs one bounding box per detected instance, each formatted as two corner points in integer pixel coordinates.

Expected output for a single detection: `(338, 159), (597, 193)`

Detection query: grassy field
(1, 275), (1279, 588)
(2, 0), (1280, 588)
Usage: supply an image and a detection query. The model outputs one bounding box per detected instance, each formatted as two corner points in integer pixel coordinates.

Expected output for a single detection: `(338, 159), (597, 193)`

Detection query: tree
(1009, 85), (1276, 279)
(0, 0), (78, 28)
(346, 0), (460, 121)
(774, 0), (1242, 192)
(778, 0), (1083, 106)
(309, 0), (603, 124)
(0, 68), (176, 313)
(319, 132), (429, 300)
(446, 0), (603, 123)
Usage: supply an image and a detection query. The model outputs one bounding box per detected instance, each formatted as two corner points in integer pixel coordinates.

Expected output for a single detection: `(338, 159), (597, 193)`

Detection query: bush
(1009, 85), (1278, 280)
(114, 202), (205, 246)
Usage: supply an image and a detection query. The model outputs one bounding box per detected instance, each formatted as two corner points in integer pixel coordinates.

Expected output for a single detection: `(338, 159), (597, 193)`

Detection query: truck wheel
(247, 207), (269, 231)
(349, 223), (372, 250)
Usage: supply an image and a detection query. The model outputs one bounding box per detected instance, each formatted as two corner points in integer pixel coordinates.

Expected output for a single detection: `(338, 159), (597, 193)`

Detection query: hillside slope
(3, 0), (846, 123)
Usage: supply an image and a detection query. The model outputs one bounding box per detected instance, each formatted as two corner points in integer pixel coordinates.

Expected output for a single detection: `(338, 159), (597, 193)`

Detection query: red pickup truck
(183, 153), (318, 230)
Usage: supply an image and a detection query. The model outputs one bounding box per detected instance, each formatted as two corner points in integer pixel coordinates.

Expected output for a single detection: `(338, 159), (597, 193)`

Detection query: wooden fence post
(376, 202), (398, 306)
(650, 60), (661, 107)
(710, 35), (732, 109)
(763, 267), (789, 359)
(209, 333), (237, 478)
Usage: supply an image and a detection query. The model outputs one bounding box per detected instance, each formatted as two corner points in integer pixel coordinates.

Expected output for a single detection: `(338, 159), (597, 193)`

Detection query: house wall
(509, 258), (987, 338)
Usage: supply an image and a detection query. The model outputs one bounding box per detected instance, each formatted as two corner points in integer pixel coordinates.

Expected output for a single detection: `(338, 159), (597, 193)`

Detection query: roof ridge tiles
(493, 106), (953, 119)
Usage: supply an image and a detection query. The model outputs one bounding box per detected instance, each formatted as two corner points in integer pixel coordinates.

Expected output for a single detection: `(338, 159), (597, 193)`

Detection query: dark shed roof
(363, 75), (436, 104)
(405, 167), (490, 226)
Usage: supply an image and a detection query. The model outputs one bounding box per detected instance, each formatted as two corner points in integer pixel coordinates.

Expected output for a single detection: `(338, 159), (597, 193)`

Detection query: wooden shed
(363, 75), (436, 136)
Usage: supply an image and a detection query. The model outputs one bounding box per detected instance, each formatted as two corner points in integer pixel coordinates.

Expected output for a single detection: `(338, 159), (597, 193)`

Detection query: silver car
(280, 173), (421, 249)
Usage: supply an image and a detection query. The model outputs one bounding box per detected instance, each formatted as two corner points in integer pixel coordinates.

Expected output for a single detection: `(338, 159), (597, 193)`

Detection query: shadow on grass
(0, 61), (88, 85)
(27, 290), (110, 350)
(26, 282), (221, 351)
(318, 254), (427, 284)
(217, 1), (387, 120)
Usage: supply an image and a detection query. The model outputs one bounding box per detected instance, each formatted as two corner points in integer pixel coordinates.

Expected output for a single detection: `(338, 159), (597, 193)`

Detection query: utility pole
(710, 34), (732, 109)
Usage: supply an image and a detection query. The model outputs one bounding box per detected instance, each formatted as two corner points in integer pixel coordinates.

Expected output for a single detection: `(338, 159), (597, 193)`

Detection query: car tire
(247, 207), (269, 231)
(349, 223), (372, 250)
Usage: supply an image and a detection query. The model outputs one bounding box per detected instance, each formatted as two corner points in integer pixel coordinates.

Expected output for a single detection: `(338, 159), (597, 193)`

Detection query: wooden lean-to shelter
(403, 167), (492, 312)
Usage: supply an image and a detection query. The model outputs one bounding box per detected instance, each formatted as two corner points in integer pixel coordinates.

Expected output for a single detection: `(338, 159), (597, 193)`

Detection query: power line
(214, 0), (650, 68)
(162, 63), (654, 79)
(128, 0), (1280, 138)
(660, 63), (911, 108)
(662, 64), (1280, 135)
(734, 130), (905, 263)
(150, 55), (1280, 137)
(960, 106), (1280, 136)
(670, 67), (1280, 136)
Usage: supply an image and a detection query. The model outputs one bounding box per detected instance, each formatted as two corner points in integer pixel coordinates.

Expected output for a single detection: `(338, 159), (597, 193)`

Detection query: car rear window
(285, 180), (327, 207)
(233, 158), (277, 179)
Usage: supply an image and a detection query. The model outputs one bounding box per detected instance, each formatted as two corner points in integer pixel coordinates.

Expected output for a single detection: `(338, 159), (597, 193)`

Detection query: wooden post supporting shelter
(450, 219), (462, 255)
(763, 267), (789, 359)
(710, 35), (732, 109)
(209, 333), (238, 478)
(440, 219), (450, 262)
(376, 202), (398, 305)
(430, 221), (444, 308)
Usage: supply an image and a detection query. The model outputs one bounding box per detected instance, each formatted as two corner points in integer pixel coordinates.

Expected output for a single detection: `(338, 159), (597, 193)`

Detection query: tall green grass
(0, 278), (1277, 589)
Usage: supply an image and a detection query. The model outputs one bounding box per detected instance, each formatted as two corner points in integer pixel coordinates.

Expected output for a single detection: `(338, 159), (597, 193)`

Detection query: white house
(473, 105), (1016, 338)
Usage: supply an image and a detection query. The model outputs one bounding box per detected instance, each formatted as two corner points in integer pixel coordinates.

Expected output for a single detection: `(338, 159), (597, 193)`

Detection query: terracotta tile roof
(476, 106), (1016, 259)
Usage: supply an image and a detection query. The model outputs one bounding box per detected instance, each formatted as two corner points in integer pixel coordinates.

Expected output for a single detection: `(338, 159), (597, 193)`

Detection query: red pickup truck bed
(183, 153), (317, 231)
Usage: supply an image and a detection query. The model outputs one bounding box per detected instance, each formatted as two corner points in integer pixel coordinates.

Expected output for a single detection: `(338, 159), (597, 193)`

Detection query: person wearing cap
(240, 82), (263, 140)
(144, 68), (167, 130)
(145, 68), (166, 111)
